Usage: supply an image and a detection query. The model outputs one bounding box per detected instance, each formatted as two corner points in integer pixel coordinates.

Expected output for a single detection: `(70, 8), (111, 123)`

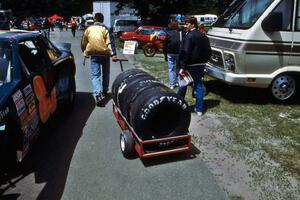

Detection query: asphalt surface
(1, 29), (228, 200)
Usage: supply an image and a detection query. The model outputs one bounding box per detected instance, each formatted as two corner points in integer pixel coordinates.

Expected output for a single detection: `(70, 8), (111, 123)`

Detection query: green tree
(2, 0), (92, 17)
(116, 0), (232, 25)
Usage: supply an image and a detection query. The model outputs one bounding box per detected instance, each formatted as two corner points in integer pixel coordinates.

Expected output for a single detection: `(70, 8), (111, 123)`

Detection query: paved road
(1, 29), (228, 200)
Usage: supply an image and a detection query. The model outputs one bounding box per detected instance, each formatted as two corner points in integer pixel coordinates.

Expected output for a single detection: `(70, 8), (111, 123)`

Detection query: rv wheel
(270, 74), (297, 102)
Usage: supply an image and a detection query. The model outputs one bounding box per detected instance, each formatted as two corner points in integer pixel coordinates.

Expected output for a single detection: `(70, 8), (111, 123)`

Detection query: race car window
(41, 36), (62, 61)
(0, 41), (12, 86)
(18, 39), (49, 73)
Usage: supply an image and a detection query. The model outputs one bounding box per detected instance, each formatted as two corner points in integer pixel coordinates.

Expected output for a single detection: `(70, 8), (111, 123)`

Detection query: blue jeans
(90, 55), (110, 97)
(177, 66), (205, 112)
(167, 54), (179, 86)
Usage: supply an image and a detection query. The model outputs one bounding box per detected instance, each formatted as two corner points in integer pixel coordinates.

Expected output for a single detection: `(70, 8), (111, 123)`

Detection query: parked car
(194, 14), (218, 26)
(0, 30), (76, 164)
(113, 19), (139, 36)
(120, 25), (164, 47)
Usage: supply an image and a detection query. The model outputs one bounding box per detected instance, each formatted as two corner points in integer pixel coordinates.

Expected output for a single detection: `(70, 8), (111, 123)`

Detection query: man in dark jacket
(177, 16), (211, 116)
(163, 21), (182, 89)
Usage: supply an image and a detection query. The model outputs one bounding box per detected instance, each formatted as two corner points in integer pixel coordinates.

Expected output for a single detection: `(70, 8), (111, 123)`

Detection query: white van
(113, 19), (138, 35)
(205, 0), (300, 102)
(194, 14), (218, 26)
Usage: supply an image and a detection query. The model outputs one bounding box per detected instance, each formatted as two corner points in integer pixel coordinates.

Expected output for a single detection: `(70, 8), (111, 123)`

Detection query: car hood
(54, 42), (72, 52)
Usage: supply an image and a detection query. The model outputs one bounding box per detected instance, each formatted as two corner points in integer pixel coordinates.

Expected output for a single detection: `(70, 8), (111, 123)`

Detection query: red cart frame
(113, 101), (191, 159)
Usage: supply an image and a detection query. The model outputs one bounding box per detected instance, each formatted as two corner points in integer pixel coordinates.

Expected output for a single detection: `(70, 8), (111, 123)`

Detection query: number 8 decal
(33, 75), (57, 123)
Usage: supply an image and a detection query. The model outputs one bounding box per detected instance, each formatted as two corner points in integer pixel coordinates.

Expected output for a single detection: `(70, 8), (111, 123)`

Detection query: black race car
(0, 30), (76, 163)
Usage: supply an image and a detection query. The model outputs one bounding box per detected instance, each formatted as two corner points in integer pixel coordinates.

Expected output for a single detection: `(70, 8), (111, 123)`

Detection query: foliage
(1, 0), (233, 20)
(1, 0), (93, 17)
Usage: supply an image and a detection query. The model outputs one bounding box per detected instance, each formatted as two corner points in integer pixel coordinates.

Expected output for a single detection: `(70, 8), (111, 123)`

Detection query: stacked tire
(112, 68), (191, 141)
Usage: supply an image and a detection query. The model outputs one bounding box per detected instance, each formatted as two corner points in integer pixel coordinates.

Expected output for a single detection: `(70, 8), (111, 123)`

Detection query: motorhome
(194, 14), (218, 25)
(205, 0), (300, 102)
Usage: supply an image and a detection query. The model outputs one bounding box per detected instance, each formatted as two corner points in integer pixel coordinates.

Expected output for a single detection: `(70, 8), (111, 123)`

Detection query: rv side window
(296, 0), (300, 30)
(270, 0), (293, 31)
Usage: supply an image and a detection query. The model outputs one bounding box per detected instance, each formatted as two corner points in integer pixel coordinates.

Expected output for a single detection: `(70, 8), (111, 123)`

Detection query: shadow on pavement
(0, 92), (95, 200)
(141, 143), (200, 167)
(204, 79), (300, 105)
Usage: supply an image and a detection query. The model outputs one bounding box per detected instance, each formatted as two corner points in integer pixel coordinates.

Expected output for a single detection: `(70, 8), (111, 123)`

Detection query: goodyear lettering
(141, 95), (188, 120)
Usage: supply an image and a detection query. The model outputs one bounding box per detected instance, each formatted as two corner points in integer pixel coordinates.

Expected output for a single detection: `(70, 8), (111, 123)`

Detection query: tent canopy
(48, 14), (64, 21)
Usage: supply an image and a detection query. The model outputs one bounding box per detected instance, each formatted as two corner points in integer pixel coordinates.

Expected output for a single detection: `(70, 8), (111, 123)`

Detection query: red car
(120, 25), (164, 47)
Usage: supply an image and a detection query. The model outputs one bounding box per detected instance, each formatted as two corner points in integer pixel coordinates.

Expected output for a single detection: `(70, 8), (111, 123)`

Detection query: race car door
(18, 37), (57, 124)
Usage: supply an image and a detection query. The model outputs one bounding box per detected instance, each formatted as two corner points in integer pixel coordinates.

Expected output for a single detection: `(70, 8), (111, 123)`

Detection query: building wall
(93, 1), (136, 28)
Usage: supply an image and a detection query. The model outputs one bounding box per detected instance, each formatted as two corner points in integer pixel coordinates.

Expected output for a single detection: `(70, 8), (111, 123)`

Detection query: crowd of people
(161, 18), (211, 116)
(80, 13), (211, 116)
(8, 16), (81, 39)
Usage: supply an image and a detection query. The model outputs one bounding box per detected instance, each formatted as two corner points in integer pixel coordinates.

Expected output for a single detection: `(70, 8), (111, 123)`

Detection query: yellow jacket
(81, 22), (117, 57)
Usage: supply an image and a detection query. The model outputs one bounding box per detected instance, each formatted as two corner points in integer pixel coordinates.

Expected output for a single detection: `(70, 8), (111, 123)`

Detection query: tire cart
(112, 101), (191, 159)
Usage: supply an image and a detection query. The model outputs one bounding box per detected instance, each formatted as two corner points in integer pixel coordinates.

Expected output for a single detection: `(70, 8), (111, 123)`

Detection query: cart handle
(118, 59), (128, 72)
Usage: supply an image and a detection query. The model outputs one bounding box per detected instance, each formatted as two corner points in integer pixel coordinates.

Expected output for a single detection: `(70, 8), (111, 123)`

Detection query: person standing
(81, 12), (118, 106)
(70, 18), (77, 37)
(42, 17), (51, 39)
(163, 20), (182, 89)
(177, 16), (211, 116)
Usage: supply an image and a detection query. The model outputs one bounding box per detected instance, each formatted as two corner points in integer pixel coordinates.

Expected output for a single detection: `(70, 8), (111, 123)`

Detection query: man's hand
(179, 68), (186, 76)
(112, 55), (118, 62)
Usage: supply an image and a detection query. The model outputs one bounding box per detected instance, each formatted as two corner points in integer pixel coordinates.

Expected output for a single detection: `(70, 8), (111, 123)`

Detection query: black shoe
(95, 94), (105, 106)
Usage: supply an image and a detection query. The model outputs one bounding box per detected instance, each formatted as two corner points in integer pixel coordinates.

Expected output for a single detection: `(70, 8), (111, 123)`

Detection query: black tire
(111, 68), (148, 105)
(118, 74), (156, 118)
(120, 131), (135, 158)
(130, 87), (191, 140)
(143, 46), (157, 57)
(269, 73), (297, 103)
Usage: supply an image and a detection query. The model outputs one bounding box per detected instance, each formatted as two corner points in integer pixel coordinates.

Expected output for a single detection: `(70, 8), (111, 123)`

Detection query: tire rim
(120, 135), (126, 152)
(271, 75), (296, 100)
(146, 47), (155, 56)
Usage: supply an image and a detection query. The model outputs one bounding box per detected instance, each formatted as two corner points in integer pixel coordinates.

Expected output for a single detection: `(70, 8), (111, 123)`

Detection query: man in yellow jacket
(81, 12), (118, 106)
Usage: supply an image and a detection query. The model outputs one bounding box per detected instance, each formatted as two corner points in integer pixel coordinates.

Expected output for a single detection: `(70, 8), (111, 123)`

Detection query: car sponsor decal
(21, 84), (39, 135)
(33, 75), (57, 123)
(12, 90), (26, 116)
(0, 107), (9, 121)
(23, 84), (37, 114)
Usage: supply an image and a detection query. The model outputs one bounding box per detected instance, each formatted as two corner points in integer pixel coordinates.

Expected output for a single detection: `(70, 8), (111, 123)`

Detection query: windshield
(116, 20), (137, 26)
(0, 42), (12, 86)
(213, 0), (273, 29)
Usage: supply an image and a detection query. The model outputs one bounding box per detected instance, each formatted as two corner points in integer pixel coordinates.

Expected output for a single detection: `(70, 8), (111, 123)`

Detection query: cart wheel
(120, 131), (134, 158)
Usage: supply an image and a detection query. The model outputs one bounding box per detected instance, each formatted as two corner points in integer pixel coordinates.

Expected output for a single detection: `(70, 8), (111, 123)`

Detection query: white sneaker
(196, 111), (203, 116)
(194, 109), (203, 116)
(170, 85), (174, 89)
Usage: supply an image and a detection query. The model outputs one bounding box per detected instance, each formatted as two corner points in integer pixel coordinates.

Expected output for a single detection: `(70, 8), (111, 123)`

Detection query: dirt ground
(189, 112), (300, 200)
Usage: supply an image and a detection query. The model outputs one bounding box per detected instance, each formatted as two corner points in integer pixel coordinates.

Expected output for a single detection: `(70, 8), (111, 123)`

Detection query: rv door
(290, 0), (300, 65)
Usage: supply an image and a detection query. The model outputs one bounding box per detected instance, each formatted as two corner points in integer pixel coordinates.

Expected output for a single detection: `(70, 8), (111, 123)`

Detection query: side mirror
(262, 12), (283, 32)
